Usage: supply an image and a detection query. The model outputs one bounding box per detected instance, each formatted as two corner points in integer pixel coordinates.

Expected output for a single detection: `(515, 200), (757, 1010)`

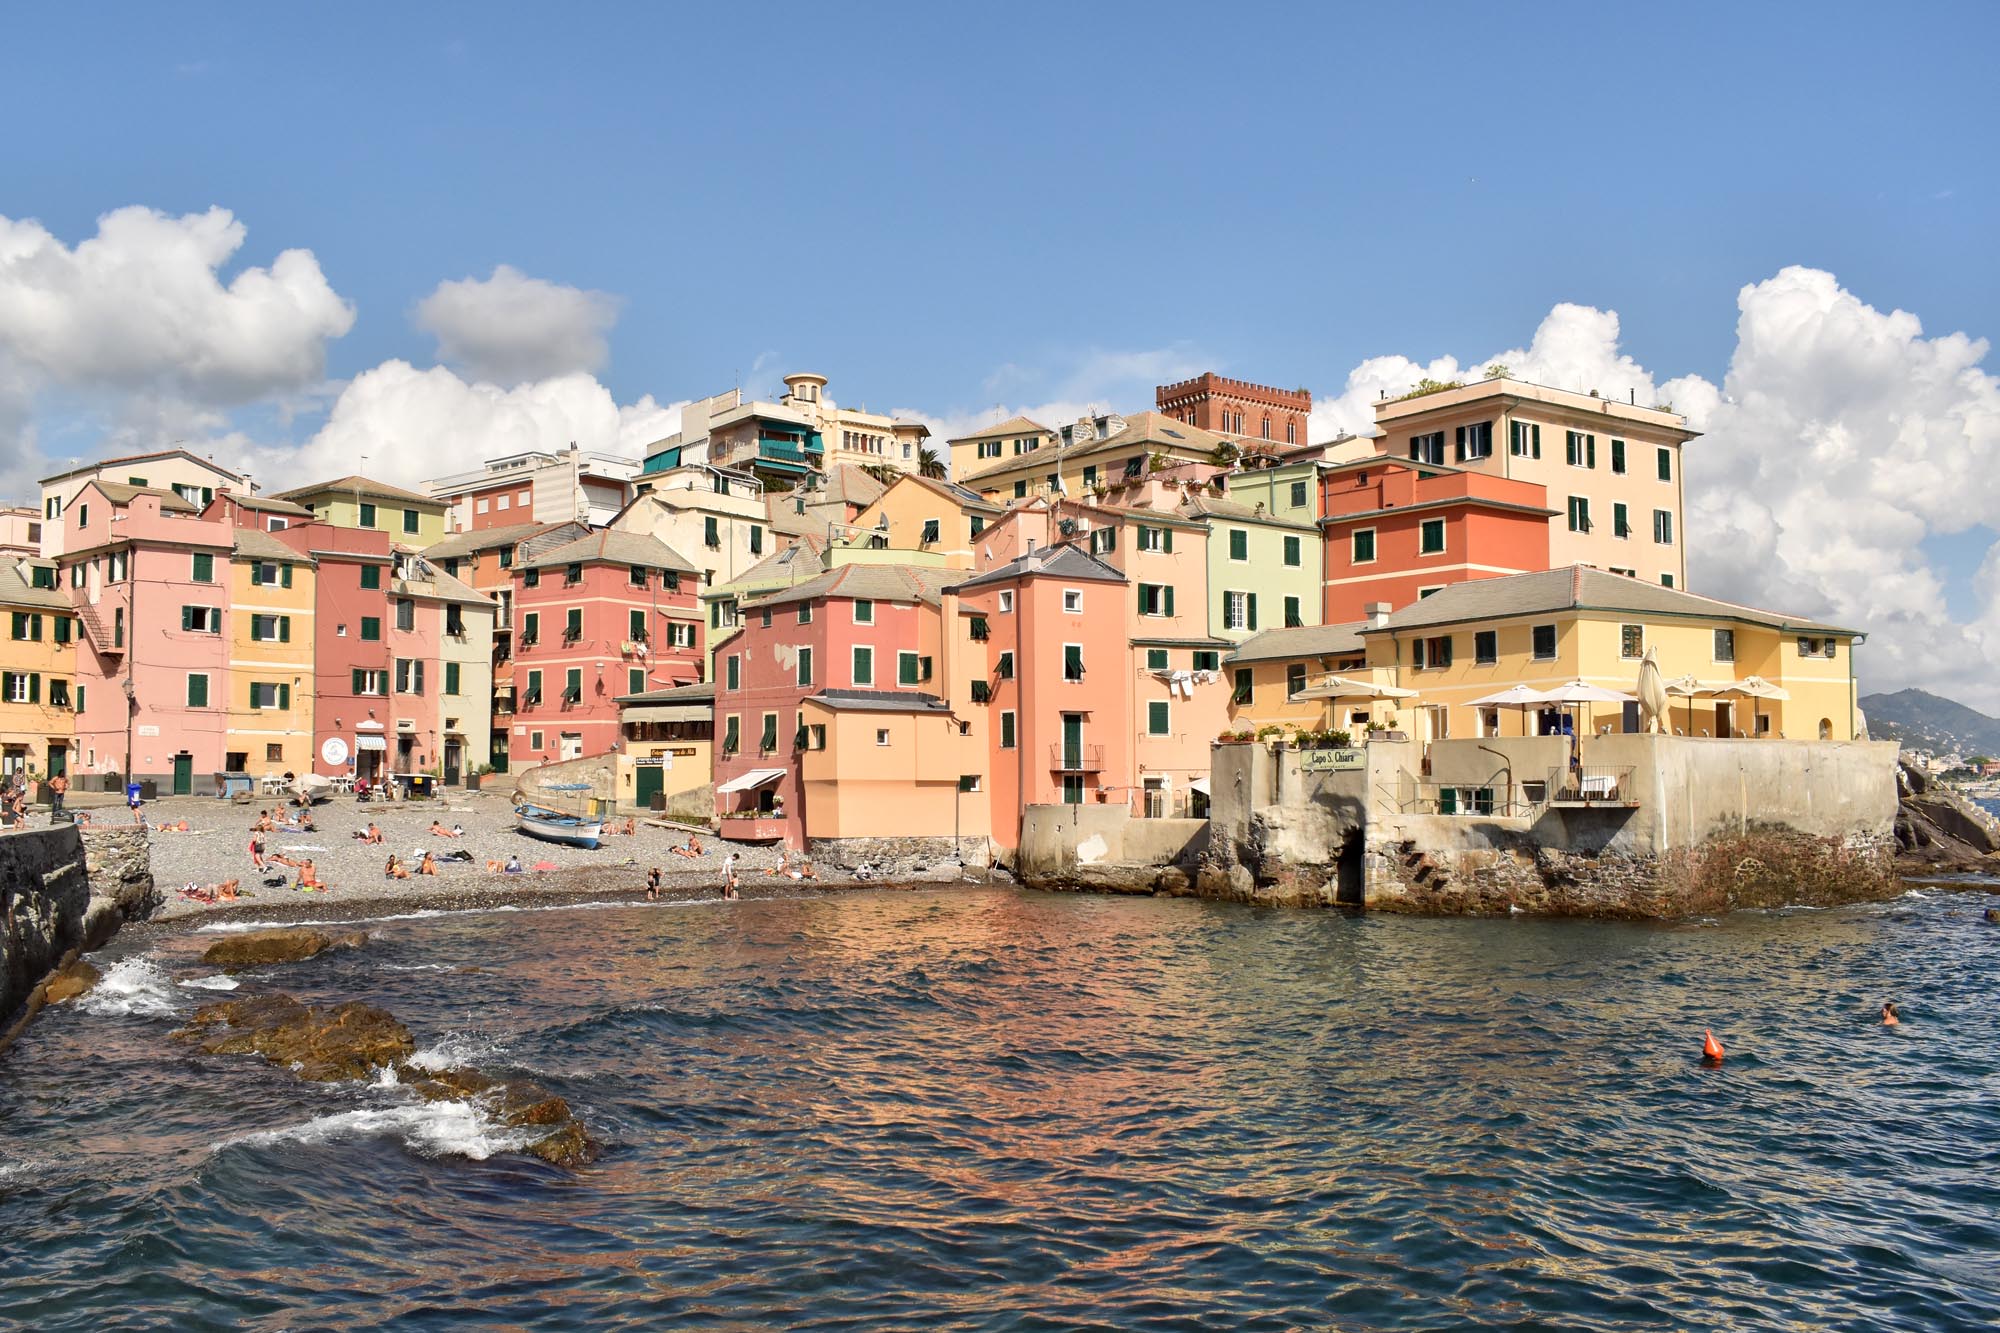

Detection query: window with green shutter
(1146, 648), (1168, 670)
(628, 667), (644, 695)
(1284, 596), (1302, 628)
(1420, 518), (1445, 554)
(1000, 711), (1016, 749)
(54, 616), (69, 644)
(361, 617), (381, 641)
(1657, 447), (1672, 482)
(1283, 535), (1301, 566)
(1147, 700), (1169, 735)
(564, 667), (581, 702)
(192, 552), (213, 582)
(898, 651), (920, 686)
(852, 646), (873, 686)
(1352, 529), (1376, 563)
(704, 516), (719, 548)
(360, 564), (381, 590)
(1228, 529), (1248, 561)
(1610, 439), (1627, 474)
(446, 662), (462, 695)
(403, 508), (419, 534)
(565, 608), (582, 641)
(749, 525), (763, 555)
(360, 502), (376, 527)
(75, 683), (84, 713)
(726, 655), (740, 690)
(629, 609), (646, 640)
(187, 673), (208, 708)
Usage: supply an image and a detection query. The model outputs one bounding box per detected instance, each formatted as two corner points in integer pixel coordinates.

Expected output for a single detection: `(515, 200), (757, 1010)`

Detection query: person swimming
(646, 866), (662, 900)
(1882, 1001), (1900, 1026)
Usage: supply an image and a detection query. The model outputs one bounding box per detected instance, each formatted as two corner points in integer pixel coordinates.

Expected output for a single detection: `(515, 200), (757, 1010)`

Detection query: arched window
(1261, 415), (1272, 440)
(1818, 718), (1833, 740)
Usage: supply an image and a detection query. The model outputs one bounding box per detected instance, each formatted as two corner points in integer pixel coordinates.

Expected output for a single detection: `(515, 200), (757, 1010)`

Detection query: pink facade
(64, 485), (234, 791)
(711, 572), (949, 846)
(510, 532), (703, 767)
(273, 523), (396, 780)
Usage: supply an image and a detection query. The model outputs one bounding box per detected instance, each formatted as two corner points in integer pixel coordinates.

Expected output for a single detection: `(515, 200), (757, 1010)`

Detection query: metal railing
(1547, 765), (1638, 806)
(1049, 743), (1105, 772)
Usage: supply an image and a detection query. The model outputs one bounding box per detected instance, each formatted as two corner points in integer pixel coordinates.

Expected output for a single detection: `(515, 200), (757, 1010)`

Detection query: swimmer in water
(646, 866), (662, 900)
(1881, 1001), (1900, 1026)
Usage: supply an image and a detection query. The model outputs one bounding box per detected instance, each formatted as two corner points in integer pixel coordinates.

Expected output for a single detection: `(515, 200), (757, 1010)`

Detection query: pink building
(511, 529), (703, 766)
(711, 564), (960, 846)
(63, 482), (233, 793)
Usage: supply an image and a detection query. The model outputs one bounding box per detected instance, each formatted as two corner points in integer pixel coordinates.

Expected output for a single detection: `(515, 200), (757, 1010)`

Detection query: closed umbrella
(1636, 649), (1668, 735)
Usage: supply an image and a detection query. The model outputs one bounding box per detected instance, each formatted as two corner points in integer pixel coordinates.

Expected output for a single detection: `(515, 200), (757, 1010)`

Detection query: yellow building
(798, 691), (991, 843)
(841, 473), (1005, 568)
(272, 475), (451, 547)
(958, 411), (1229, 505)
(1350, 566), (1862, 744)
(0, 559), (76, 779)
(224, 529), (316, 778)
(615, 682), (714, 815)
(1369, 377), (1699, 589)
(1222, 622), (1372, 734)
(945, 414), (1059, 483)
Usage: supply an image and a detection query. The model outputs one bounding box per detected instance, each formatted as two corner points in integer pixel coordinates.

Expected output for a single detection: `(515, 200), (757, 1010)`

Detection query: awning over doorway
(715, 767), (785, 795)
(354, 735), (387, 752)
(1189, 777), (1211, 796)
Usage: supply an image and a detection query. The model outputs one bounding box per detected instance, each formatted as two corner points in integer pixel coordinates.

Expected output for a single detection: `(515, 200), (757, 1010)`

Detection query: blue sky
(3, 2), (2000, 706)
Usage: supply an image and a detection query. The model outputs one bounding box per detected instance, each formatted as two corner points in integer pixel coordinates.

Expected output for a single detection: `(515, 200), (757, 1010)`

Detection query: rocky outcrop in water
(200, 927), (370, 970)
(41, 959), (101, 1004)
(1895, 762), (2000, 873)
(176, 992), (599, 1166)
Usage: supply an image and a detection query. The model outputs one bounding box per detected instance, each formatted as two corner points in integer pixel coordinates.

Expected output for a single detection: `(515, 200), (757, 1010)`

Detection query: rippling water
(6, 887), (2000, 1331)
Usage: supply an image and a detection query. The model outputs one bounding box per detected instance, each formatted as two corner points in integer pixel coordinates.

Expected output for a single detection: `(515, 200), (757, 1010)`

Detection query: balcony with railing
(1546, 765), (1638, 807)
(1050, 743), (1105, 772)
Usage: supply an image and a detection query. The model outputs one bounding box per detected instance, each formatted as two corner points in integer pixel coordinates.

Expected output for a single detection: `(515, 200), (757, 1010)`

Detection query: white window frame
(997, 590), (1014, 614)
(852, 645), (874, 687)
(876, 728), (891, 747)
(853, 599), (874, 625)
(1714, 628), (1737, 663)
(1419, 518), (1446, 556)
(1224, 591), (1249, 631)
(1351, 527), (1377, 565)
(999, 710), (1016, 749)
(1416, 585), (1445, 599)
(1062, 589), (1083, 613)
(1654, 509), (1674, 544)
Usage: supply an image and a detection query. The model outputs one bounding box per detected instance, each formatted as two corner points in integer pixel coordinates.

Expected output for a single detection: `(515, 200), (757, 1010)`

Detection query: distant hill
(1861, 688), (2000, 758)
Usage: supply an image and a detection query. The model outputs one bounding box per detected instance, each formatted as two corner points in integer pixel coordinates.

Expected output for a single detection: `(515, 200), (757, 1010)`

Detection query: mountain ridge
(1861, 688), (2000, 758)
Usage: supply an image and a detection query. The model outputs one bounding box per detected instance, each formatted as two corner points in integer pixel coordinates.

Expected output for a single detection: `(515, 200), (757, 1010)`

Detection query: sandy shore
(133, 790), (994, 926)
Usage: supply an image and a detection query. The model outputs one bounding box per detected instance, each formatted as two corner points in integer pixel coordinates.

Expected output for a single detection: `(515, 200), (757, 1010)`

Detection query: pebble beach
(118, 790), (971, 925)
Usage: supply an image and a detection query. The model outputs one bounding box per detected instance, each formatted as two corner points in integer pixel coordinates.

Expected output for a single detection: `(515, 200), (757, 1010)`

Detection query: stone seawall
(1, 825), (157, 1027)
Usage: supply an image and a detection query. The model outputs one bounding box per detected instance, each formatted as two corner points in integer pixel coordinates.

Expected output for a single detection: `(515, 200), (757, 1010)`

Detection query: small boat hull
(516, 805), (604, 849)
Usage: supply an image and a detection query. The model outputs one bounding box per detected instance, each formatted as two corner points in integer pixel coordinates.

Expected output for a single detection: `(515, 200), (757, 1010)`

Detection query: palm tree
(918, 446), (947, 480)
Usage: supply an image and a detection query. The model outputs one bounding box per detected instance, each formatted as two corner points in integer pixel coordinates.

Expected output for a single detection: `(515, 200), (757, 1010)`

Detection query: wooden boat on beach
(515, 803), (604, 849)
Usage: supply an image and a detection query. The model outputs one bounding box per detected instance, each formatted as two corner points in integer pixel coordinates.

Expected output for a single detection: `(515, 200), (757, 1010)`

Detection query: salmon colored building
(271, 521), (397, 782)
(1319, 458), (1553, 623)
(949, 544), (1132, 848)
(511, 529), (703, 767)
(711, 564), (963, 847)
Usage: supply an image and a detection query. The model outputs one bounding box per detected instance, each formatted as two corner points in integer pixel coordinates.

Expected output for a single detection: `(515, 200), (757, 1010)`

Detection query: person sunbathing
(428, 820), (460, 838)
(296, 860), (324, 892)
(216, 879), (242, 902)
(502, 855), (524, 874)
(268, 851), (304, 869)
(360, 823), (383, 844)
(417, 851), (439, 876)
(385, 855), (410, 880)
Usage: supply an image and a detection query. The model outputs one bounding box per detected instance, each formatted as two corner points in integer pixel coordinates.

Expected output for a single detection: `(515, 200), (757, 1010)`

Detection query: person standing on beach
(722, 851), (740, 898)
(47, 771), (67, 818)
(646, 867), (662, 901)
(249, 835), (266, 871)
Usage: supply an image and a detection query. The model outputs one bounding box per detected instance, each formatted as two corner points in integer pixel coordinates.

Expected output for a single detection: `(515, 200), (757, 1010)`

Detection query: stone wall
(806, 834), (993, 877)
(79, 826), (161, 946)
(1016, 805), (1209, 895)
(1202, 735), (1905, 918)
(1, 826), (93, 1022)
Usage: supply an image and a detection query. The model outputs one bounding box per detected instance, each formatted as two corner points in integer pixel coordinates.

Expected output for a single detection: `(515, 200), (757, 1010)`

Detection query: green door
(1061, 713), (1082, 770)
(46, 744), (66, 778)
(634, 762), (664, 811)
(172, 753), (193, 796)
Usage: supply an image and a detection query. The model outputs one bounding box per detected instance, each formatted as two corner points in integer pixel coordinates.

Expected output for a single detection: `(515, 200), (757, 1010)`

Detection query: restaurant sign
(1300, 747), (1366, 772)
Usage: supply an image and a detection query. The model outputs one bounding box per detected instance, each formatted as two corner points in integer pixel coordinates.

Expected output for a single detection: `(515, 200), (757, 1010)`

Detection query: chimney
(1366, 601), (1392, 628)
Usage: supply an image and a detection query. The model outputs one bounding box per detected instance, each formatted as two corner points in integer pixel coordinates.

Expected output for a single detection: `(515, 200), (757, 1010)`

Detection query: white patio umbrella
(1465, 683), (1548, 738)
(1539, 679), (1638, 742)
(1293, 674), (1418, 730)
(1712, 675), (1791, 736)
(1662, 673), (1710, 736)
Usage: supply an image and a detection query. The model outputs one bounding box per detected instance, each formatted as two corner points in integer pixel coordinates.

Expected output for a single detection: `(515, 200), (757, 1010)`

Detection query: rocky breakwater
(1895, 762), (2000, 874)
(174, 928), (598, 1167)
(3, 824), (156, 1042)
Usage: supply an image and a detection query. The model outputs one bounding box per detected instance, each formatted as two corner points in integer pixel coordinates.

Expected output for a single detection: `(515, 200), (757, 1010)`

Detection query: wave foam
(217, 1100), (537, 1161)
(193, 898), (680, 933)
(406, 1031), (507, 1072)
(177, 973), (240, 991)
(77, 957), (182, 1018)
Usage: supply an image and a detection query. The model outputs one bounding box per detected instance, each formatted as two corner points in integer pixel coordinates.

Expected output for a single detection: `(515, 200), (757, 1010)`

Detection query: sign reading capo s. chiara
(1299, 748), (1365, 772)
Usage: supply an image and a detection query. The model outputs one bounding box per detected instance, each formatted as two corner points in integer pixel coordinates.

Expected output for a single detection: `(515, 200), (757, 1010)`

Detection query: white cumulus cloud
(230, 360), (683, 490)
(413, 264), (620, 384)
(0, 205), (353, 467)
(1303, 271), (2000, 712)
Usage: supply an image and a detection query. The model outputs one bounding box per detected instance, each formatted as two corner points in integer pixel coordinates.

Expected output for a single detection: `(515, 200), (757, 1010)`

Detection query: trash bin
(125, 782), (144, 807)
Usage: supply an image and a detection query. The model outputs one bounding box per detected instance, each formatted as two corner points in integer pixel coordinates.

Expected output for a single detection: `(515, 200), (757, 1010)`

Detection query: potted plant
(1256, 725), (1284, 748)
(1329, 729), (1353, 748)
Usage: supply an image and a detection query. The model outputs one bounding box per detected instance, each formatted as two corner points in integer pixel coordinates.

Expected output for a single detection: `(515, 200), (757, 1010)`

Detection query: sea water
(3, 886), (1998, 1330)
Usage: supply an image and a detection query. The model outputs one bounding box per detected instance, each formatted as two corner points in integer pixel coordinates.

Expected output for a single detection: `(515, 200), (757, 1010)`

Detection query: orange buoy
(1702, 1029), (1725, 1062)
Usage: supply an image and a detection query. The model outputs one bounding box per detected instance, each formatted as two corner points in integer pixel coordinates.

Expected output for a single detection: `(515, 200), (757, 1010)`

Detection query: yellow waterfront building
(0, 558), (76, 779)
(224, 529), (316, 779)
